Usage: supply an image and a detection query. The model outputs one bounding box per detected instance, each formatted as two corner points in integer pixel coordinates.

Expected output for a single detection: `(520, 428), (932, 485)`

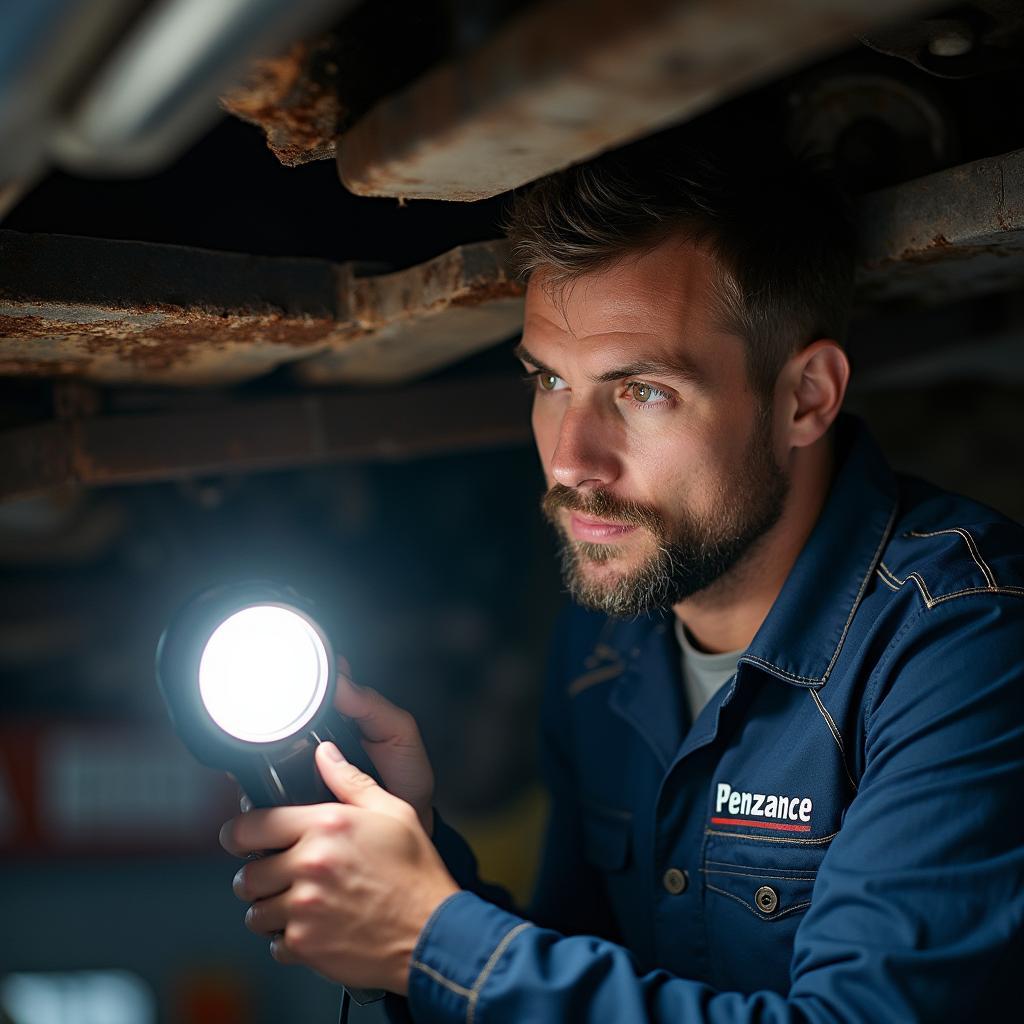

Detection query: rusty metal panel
(336, 0), (933, 201)
(296, 240), (524, 385)
(0, 230), (343, 385)
(221, 40), (346, 167)
(0, 232), (521, 386)
(856, 148), (1024, 307)
(0, 375), (531, 502)
(5, 149), (1024, 391)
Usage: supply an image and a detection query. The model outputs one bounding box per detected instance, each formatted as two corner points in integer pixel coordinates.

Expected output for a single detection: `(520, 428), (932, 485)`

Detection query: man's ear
(776, 339), (850, 450)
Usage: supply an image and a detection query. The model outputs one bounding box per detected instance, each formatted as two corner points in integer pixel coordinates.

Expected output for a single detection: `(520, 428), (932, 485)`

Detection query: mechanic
(219, 143), (1024, 1021)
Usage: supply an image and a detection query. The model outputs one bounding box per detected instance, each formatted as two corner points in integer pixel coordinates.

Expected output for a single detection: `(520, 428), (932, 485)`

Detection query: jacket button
(662, 868), (688, 895)
(755, 885), (778, 914)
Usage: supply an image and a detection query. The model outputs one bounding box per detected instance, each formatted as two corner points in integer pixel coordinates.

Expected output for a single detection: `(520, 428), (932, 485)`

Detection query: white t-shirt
(674, 617), (743, 722)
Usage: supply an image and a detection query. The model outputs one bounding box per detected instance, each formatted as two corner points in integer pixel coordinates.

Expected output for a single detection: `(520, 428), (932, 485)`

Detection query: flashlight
(156, 581), (384, 1016)
(156, 580), (380, 806)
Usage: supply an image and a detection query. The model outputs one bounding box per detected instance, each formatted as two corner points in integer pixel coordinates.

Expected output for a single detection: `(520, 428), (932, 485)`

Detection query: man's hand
(333, 659), (436, 835)
(222, 742), (459, 994)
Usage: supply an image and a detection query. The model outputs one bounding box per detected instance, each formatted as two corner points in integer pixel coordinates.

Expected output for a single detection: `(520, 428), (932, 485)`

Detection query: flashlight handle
(344, 985), (385, 1006)
(321, 712), (385, 788)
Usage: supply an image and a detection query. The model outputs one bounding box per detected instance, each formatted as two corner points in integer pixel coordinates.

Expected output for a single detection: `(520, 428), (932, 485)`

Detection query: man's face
(519, 239), (789, 618)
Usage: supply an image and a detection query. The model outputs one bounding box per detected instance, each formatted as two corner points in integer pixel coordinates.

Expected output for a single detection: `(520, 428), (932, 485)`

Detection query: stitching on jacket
(701, 867), (818, 882)
(705, 858), (820, 873)
(878, 561), (933, 606)
(809, 689), (859, 794)
(877, 562), (1024, 610)
(409, 961), (473, 999)
(908, 527), (998, 588)
(705, 883), (812, 920)
(570, 618), (625, 697)
(740, 505), (896, 688)
(467, 922), (532, 1024)
(820, 504), (898, 684)
(567, 662), (624, 697)
(410, 921), (533, 1023)
(740, 655), (819, 685)
(875, 565), (900, 592)
(929, 585), (1024, 605)
(705, 827), (839, 845)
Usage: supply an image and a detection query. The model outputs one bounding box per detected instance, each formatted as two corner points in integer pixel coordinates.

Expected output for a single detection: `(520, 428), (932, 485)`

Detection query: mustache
(541, 484), (664, 534)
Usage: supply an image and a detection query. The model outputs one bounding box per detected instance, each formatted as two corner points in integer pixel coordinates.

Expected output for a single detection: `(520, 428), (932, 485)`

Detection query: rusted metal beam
(0, 230), (342, 385)
(4, 146), (1024, 394)
(295, 240), (523, 385)
(336, 0), (933, 201)
(856, 147), (1024, 308)
(219, 4), (451, 168)
(0, 374), (531, 502)
(0, 231), (523, 386)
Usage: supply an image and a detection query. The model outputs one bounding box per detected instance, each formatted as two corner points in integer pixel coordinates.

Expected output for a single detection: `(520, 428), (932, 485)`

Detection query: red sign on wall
(0, 721), (238, 855)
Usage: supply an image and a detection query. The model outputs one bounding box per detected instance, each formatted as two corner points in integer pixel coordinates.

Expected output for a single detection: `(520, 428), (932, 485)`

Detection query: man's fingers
(333, 672), (418, 746)
(315, 742), (410, 819)
(233, 855), (291, 903)
(270, 933), (300, 964)
(220, 806), (317, 858)
(245, 892), (289, 936)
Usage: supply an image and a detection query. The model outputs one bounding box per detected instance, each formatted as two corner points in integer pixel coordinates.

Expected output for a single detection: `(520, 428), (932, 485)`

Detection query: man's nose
(549, 405), (620, 489)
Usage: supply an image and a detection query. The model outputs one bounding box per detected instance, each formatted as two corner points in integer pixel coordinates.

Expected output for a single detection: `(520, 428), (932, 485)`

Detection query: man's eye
(627, 381), (669, 404)
(538, 373), (566, 392)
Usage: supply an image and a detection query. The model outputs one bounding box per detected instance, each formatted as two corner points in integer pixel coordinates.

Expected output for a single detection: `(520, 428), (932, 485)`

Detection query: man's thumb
(315, 742), (390, 811)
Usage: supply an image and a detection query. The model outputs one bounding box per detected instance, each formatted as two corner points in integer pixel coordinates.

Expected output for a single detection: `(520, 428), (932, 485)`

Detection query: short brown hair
(504, 141), (857, 396)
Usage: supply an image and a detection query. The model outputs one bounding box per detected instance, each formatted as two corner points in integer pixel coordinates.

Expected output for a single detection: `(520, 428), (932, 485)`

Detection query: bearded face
(541, 402), (788, 617)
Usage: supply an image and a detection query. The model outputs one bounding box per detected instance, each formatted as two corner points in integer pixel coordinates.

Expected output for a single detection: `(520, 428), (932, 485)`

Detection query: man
(220, 145), (1024, 1021)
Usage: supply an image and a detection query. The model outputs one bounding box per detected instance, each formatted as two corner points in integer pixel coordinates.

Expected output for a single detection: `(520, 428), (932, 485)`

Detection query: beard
(541, 405), (789, 617)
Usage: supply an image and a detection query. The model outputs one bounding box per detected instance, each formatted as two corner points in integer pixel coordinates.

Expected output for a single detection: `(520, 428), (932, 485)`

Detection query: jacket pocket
(703, 861), (815, 922)
(702, 833), (824, 993)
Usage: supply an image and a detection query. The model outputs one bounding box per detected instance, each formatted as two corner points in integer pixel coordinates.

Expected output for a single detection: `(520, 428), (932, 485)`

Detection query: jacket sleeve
(406, 595), (1024, 1023)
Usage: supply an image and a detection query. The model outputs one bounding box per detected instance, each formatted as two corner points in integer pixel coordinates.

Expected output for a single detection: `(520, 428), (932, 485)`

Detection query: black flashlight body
(230, 710), (381, 808)
(156, 581), (386, 1014)
(156, 580), (380, 805)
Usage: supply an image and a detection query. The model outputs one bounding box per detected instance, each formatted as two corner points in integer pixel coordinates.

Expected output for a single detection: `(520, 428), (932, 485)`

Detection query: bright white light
(198, 604), (329, 743)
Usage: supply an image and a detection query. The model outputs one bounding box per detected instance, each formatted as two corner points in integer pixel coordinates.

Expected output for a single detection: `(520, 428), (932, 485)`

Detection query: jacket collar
(602, 416), (897, 767)
(737, 414), (897, 689)
(604, 415), (897, 697)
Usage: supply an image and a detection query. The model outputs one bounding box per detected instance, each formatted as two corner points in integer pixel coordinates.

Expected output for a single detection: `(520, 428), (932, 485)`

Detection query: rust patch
(449, 279), (525, 307)
(0, 358), (87, 377)
(0, 309), (337, 375)
(221, 40), (347, 166)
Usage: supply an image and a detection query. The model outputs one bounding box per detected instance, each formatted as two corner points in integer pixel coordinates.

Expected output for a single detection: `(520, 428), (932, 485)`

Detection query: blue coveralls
(407, 417), (1024, 1022)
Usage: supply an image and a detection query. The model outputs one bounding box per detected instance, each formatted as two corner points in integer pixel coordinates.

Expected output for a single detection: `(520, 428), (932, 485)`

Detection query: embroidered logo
(711, 782), (813, 833)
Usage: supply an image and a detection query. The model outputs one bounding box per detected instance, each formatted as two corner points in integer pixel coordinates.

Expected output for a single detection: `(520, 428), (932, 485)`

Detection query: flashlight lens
(198, 605), (330, 743)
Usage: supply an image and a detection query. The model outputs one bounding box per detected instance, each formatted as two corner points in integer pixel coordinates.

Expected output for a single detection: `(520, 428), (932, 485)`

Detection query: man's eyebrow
(514, 342), (705, 389)
(513, 342), (556, 375)
(592, 359), (706, 388)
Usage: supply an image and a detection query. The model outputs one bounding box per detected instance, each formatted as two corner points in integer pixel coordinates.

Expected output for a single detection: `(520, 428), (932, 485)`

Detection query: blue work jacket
(407, 417), (1024, 1022)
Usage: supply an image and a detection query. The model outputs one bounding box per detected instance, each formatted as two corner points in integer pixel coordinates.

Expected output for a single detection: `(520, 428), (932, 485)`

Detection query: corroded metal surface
(0, 374), (531, 501)
(220, 3), (452, 168)
(221, 40), (346, 166)
(856, 148), (1024, 307)
(4, 146), (1024, 387)
(296, 240), (524, 384)
(0, 232), (522, 386)
(337, 0), (934, 201)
